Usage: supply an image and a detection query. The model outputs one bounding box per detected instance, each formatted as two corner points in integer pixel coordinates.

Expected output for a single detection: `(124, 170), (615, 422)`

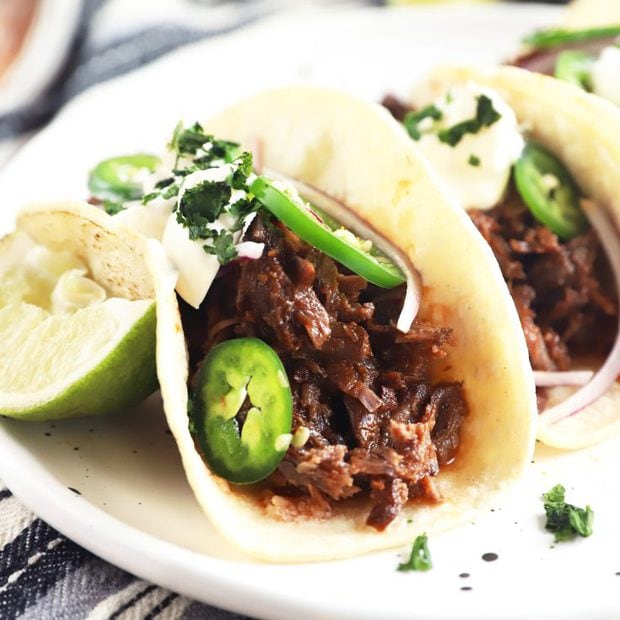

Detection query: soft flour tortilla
(414, 65), (620, 449)
(150, 86), (537, 562)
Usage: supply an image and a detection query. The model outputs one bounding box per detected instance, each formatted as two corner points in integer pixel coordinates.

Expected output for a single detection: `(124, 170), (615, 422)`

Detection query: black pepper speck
(459, 573), (470, 578)
(44, 432), (51, 437)
(460, 586), (472, 591)
(68, 487), (81, 495)
(482, 553), (498, 562)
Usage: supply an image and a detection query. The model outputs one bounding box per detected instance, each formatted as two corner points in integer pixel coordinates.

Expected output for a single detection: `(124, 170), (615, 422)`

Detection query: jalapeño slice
(514, 142), (588, 240)
(88, 154), (161, 202)
(190, 338), (293, 485)
(250, 176), (405, 288)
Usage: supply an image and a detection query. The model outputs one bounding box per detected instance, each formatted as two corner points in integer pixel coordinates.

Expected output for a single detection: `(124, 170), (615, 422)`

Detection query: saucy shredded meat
(470, 192), (617, 374)
(185, 213), (467, 530)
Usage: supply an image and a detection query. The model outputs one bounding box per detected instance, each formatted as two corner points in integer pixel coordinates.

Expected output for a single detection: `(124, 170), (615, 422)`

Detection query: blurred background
(0, 0), (577, 165)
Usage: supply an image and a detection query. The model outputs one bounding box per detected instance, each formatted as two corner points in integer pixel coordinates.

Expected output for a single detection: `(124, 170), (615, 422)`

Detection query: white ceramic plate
(2, 4), (620, 619)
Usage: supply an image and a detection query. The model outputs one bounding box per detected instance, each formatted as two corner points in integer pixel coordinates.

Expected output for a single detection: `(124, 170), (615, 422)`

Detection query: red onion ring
(539, 199), (620, 426)
(262, 167), (423, 334)
(534, 370), (594, 387)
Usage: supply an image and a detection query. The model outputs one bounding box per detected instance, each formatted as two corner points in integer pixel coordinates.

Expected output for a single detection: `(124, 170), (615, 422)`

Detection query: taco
(117, 86), (538, 561)
(385, 65), (620, 450)
(0, 201), (157, 420)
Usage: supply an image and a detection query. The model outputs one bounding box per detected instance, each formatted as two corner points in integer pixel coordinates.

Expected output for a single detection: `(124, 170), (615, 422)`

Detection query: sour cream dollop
(415, 83), (524, 210)
(591, 46), (620, 106)
(162, 166), (251, 309)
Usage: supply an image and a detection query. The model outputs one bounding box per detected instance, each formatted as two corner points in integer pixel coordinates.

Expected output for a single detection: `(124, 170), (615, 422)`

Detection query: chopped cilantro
(468, 154), (481, 167)
(155, 177), (174, 190)
(102, 200), (125, 215)
(403, 104), (443, 141)
(170, 121), (210, 156)
(203, 230), (238, 265)
(542, 484), (594, 542)
(438, 95), (501, 147)
(142, 182), (180, 205)
(229, 197), (260, 230)
(170, 121), (244, 168)
(176, 181), (232, 240)
(141, 192), (158, 204)
(397, 534), (432, 572)
(230, 152), (253, 190)
(211, 139), (243, 163)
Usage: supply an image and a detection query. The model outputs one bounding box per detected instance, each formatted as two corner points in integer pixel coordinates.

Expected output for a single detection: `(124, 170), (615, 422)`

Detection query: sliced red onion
(236, 241), (264, 259)
(356, 385), (383, 413)
(540, 199), (620, 426)
(262, 168), (423, 333)
(534, 370), (594, 387)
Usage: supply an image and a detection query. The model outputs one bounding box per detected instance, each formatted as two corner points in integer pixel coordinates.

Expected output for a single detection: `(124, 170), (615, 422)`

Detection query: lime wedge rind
(0, 299), (157, 421)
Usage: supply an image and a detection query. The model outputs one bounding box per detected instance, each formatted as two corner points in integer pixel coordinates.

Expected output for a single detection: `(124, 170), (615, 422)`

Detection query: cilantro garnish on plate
(397, 533), (433, 572)
(542, 484), (594, 543)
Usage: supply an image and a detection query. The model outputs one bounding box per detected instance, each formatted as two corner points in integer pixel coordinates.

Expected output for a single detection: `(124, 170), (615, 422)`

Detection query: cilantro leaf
(397, 534), (432, 572)
(142, 181), (180, 205)
(229, 197), (261, 231)
(403, 104), (443, 141)
(211, 139), (243, 163)
(176, 181), (232, 240)
(170, 121), (210, 156)
(438, 95), (501, 147)
(230, 152), (254, 190)
(468, 154), (481, 167)
(542, 484), (594, 542)
(203, 230), (238, 265)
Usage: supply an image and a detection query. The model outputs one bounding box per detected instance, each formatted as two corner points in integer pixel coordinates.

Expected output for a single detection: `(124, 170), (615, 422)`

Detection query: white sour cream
(161, 164), (250, 308)
(162, 214), (222, 309)
(591, 46), (620, 106)
(416, 83), (524, 210)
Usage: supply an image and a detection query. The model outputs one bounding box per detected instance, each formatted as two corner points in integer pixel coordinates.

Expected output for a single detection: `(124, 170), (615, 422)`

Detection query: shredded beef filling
(470, 192), (617, 378)
(186, 213), (467, 530)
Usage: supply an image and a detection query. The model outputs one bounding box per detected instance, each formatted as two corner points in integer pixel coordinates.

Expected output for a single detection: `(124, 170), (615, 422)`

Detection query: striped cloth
(0, 0), (569, 618)
(0, 485), (245, 619)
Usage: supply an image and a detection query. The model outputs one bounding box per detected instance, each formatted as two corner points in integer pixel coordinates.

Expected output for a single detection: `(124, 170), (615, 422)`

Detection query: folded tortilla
(150, 86), (537, 561)
(414, 65), (620, 449)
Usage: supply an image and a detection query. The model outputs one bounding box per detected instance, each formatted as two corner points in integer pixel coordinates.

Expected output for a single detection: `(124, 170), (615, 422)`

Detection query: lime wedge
(0, 297), (157, 420)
